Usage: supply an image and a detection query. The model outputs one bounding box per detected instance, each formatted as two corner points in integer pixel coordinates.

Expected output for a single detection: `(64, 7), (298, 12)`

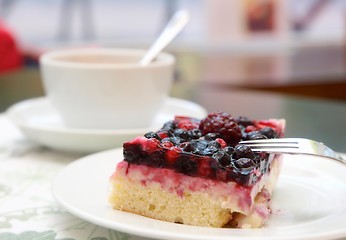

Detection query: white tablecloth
(0, 115), (147, 240)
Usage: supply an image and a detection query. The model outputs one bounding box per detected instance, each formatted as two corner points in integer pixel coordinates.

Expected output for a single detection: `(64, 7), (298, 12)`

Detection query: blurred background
(0, 0), (346, 112)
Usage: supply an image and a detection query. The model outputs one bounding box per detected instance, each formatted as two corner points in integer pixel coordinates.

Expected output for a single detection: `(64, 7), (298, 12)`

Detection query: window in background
(0, 0), (345, 51)
(1, 0), (206, 49)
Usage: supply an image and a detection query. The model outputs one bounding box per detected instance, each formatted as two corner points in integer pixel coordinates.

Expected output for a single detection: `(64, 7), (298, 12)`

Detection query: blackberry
(199, 112), (242, 146)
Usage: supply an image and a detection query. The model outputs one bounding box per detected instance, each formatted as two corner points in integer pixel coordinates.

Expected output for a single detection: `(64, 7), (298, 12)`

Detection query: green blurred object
(0, 67), (44, 112)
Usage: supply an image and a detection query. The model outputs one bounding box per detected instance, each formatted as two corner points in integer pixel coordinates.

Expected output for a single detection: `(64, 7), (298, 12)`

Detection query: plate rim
(52, 148), (346, 240)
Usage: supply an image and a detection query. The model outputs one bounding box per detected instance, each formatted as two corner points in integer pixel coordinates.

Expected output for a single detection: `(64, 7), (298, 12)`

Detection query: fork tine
(239, 138), (300, 149)
(241, 142), (299, 148)
(249, 148), (301, 154)
(239, 138), (300, 144)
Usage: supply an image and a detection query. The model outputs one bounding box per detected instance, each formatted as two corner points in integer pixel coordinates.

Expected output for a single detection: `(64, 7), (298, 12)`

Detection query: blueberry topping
(123, 112), (281, 186)
(166, 137), (182, 145)
(204, 146), (219, 156)
(188, 129), (202, 139)
(204, 133), (220, 141)
(190, 139), (208, 155)
(232, 157), (255, 168)
(232, 145), (255, 160)
(224, 146), (235, 155)
(161, 137), (171, 143)
(212, 150), (231, 166)
(162, 120), (176, 132)
(246, 131), (268, 140)
(144, 131), (161, 140)
(260, 127), (276, 139)
(173, 128), (190, 140)
(207, 140), (221, 149)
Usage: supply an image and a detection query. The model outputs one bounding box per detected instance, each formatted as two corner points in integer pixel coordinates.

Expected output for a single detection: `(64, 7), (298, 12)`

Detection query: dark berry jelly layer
(123, 112), (284, 186)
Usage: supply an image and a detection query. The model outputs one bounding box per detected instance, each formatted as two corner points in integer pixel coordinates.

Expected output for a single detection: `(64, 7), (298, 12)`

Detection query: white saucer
(6, 97), (207, 153)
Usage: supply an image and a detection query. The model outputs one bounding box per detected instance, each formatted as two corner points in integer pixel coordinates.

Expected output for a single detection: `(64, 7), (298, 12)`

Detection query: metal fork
(239, 138), (346, 165)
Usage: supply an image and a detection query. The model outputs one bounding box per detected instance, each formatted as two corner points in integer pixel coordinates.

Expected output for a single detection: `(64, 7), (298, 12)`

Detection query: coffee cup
(39, 48), (175, 129)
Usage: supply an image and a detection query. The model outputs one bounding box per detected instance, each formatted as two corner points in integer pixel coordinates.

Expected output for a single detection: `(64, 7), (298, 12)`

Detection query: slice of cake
(109, 112), (285, 228)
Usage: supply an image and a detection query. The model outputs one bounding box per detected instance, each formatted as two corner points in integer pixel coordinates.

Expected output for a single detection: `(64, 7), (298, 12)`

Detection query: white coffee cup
(39, 48), (175, 129)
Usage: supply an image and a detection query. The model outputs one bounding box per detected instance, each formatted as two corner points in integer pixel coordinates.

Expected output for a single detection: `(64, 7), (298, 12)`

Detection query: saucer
(6, 97), (207, 153)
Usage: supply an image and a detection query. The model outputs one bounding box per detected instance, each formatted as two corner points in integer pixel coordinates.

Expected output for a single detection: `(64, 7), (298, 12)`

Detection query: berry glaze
(123, 112), (285, 186)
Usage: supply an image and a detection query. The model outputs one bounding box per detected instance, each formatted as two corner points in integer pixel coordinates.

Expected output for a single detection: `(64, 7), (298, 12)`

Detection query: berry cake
(109, 112), (285, 228)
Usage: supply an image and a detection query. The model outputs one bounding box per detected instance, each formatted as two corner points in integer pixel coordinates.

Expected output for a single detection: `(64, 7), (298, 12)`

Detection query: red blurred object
(0, 20), (22, 74)
(246, 0), (276, 32)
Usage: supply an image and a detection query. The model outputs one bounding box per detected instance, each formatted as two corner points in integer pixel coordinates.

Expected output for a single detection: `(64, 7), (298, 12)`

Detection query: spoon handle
(139, 10), (190, 66)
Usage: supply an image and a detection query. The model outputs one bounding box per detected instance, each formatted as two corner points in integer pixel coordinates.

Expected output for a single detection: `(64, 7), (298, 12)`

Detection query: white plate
(6, 97), (207, 153)
(52, 149), (346, 240)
